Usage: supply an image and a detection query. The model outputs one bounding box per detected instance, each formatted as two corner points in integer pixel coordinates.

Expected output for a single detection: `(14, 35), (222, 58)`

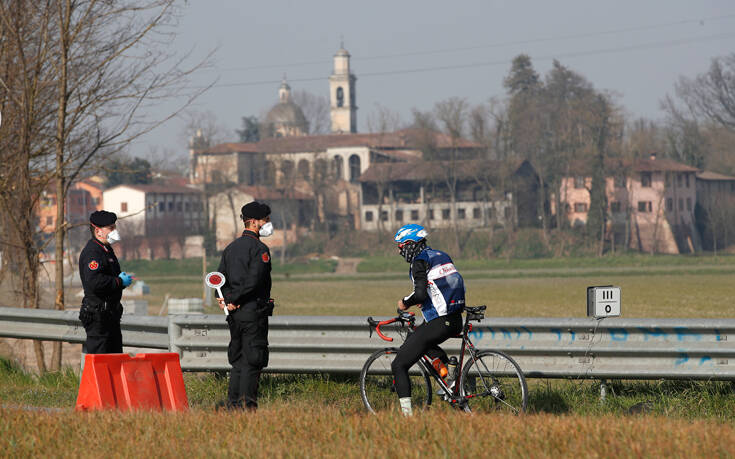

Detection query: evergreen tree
(106, 157), (152, 187)
(503, 54), (540, 95)
(587, 95), (611, 253)
(237, 115), (260, 143)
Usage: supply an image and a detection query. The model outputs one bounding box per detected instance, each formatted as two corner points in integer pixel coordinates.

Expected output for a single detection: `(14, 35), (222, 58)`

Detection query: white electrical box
(587, 286), (621, 318)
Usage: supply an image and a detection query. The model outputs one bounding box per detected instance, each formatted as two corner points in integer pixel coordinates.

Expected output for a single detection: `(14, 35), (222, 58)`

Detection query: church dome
(263, 78), (308, 137)
(264, 101), (308, 129)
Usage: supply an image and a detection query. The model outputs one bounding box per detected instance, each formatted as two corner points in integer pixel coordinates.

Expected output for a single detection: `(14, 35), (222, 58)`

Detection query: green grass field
(133, 254), (735, 316)
(357, 253), (735, 273)
(267, 273), (735, 317)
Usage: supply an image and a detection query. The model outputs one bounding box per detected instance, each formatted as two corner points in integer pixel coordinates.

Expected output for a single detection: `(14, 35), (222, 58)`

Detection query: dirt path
(334, 258), (361, 274)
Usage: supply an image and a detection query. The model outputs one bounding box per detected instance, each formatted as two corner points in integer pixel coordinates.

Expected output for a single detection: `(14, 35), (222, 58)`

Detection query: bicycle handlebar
(367, 311), (415, 342)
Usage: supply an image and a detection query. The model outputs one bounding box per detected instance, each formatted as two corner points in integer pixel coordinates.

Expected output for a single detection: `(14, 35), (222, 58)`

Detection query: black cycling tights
(391, 312), (463, 398)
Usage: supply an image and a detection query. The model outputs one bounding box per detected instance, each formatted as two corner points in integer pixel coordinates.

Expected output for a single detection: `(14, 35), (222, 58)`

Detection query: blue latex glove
(119, 272), (133, 288)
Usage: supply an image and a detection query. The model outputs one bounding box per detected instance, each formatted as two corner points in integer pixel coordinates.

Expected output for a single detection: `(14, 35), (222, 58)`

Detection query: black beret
(240, 201), (271, 220)
(90, 210), (117, 227)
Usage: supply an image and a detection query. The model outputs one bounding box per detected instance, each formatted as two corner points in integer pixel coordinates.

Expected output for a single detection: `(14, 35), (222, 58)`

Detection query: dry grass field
(1, 404), (733, 458)
(2, 257), (734, 457)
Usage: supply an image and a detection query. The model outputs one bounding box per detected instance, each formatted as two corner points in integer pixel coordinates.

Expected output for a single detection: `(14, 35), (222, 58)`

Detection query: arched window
(332, 156), (344, 180)
(336, 87), (344, 107)
(298, 159), (310, 179)
(349, 154), (361, 182)
(281, 160), (295, 181)
(314, 159), (328, 181)
(265, 161), (276, 183)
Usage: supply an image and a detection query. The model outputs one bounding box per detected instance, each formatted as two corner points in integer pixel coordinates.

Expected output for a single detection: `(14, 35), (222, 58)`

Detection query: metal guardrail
(0, 307), (168, 349)
(2, 306), (735, 381)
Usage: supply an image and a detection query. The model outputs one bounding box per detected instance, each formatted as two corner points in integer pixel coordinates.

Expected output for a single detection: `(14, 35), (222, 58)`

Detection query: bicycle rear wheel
(360, 348), (432, 414)
(460, 350), (528, 414)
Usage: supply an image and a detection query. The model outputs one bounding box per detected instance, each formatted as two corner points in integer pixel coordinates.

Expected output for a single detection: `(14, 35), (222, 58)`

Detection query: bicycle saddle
(464, 305), (486, 314)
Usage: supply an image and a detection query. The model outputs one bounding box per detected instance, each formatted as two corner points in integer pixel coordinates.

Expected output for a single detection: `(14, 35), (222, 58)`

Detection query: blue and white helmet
(394, 224), (428, 244)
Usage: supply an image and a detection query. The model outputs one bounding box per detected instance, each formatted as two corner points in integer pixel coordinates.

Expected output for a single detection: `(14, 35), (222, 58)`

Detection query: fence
(2, 306), (734, 381)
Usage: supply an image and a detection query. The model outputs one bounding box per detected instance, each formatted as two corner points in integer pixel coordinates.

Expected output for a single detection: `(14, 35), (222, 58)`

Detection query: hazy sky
(132, 0), (735, 161)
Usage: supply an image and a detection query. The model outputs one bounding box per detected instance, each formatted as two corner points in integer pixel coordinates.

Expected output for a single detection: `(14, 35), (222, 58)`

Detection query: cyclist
(391, 223), (465, 416)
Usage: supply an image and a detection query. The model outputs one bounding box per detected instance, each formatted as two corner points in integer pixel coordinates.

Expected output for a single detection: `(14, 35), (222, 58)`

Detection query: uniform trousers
(226, 304), (270, 409)
(80, 305), (123, 354)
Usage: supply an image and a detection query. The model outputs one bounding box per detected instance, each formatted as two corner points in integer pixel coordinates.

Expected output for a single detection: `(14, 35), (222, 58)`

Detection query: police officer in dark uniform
(217, 201), (274, 411)
(78, 210), (133, 354)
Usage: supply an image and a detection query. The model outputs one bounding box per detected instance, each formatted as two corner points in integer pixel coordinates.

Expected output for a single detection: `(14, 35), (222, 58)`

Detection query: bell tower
(329, 45), (357, 133)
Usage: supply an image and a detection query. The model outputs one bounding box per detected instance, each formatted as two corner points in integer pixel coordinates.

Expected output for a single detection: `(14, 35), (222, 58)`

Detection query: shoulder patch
(261, 252), (270, 263)
(88, 260), (99, 270)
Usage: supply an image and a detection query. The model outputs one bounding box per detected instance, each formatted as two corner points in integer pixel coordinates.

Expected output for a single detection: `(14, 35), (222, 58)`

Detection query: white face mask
(259, 221), (273, 237)
(106, 229), (121, 245)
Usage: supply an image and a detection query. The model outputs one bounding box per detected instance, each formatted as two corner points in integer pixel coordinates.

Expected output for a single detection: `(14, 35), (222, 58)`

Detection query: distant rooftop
(696, 170), (735, 181)
(195, 128), (481, 155)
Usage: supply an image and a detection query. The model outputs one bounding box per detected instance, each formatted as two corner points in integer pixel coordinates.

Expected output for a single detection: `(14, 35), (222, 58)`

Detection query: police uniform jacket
(79, 238), (123, 309)
(218, 229), (272, 307)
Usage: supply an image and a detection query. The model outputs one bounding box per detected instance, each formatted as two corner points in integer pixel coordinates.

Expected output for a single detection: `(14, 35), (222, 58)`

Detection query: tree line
(223, 53), (735, 258)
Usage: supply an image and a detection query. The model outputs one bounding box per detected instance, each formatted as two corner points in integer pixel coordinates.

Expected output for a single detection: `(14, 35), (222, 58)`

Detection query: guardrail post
(600, 379), (608, 402)
(168, 316), (180, 356)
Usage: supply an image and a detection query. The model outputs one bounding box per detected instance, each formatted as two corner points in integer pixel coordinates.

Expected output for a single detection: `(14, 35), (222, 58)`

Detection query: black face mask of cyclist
(399, 240), (427, 263)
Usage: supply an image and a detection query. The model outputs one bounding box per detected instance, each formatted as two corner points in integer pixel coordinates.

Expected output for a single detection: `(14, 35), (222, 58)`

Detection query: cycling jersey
(403, 247), (465, 322)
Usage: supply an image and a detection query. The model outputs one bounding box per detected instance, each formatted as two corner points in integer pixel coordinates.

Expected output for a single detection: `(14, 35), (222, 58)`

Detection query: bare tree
(0, 1), (57, 372)
(292, 89), (329, 135)
(181, 110), (228, 148)
(699, 192), (735, 255)
(1, 0), (209, 371)
(672, 54), (735, 131)
(366, 103), (403, 134)
(434, 97), (469, 254)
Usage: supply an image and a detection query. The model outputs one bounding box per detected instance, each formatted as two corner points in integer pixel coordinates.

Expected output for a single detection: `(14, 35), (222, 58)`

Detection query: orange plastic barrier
(75, 353), (188, 411)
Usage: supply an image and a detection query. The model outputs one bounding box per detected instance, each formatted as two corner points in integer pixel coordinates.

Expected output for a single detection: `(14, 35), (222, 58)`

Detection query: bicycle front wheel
(360, 348), (432, 414)
(460, 350), (528, 414)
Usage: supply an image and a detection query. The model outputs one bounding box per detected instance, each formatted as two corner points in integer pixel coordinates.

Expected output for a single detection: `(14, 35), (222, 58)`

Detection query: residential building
(559, 154), (700, 253)
(695, 170), (735, 251)
(209, 185), (312, 251)
(358, 159), (540, 231)
(38, 178), (104, 233)
(102, 184), (205, 259)
(696, 170), (735, 200)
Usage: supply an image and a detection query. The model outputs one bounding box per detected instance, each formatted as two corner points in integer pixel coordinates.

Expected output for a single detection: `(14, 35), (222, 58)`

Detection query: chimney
(650, 152), (657, 161)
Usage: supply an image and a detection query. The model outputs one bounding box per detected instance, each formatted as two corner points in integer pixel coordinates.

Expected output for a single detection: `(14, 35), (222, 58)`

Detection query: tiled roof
(106, 184), (201, 194)
(696, 171), (735, 181)
(359, 159), (528, 183)
(631, 158), (699, 172)
(236, 185), (312, 201)
(198, 142), (259, 154)
(197, 129), (481, 155)
(566, 157), (699, 175)
(371, 149), (423, 162)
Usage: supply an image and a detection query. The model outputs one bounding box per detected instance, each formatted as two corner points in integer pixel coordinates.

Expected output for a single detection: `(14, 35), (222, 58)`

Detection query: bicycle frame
(368, 310), (484, 407)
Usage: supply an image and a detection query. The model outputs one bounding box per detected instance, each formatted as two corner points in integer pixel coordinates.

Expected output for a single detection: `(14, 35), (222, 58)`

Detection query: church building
(188, 46), (537, 249)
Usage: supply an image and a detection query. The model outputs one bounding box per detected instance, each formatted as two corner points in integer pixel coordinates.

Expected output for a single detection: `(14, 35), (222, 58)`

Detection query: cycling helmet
(394, 224), (428, 263)
(394, 224), (428, 244)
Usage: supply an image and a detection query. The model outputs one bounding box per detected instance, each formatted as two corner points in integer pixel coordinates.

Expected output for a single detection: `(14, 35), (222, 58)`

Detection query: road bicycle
(360, 305), (528, 414)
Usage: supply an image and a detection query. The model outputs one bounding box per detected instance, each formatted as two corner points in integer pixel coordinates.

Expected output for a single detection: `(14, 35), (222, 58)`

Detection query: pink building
(559, 154), (699, 254)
